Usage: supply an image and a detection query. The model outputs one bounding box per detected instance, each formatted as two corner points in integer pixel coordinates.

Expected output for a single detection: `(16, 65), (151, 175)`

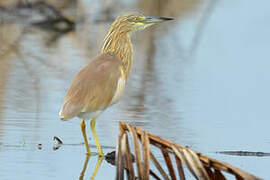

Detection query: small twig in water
(53, 136), (63, 151)
(217, 151), (270, 157)
(53, 136), (63, 144)
(37, 143), (42, 150)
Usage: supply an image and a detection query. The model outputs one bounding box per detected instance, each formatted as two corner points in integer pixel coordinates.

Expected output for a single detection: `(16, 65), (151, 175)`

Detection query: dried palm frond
(116, 122), (262, 180)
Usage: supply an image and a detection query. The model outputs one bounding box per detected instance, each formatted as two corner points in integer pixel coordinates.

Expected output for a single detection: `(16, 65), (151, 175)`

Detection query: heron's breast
(110, 74), (126, 105)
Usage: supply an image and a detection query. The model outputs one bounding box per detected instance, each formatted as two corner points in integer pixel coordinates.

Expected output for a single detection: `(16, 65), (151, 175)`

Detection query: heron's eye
(135, 17), (145, 22)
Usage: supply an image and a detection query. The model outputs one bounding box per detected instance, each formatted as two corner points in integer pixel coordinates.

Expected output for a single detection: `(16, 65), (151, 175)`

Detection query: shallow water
(0, 0), (270, 179)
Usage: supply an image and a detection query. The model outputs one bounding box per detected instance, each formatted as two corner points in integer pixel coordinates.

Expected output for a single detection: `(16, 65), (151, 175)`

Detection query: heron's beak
(143, 16), (174, 24)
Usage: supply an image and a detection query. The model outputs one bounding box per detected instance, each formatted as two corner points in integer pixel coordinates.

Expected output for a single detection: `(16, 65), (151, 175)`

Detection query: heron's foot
(97, 149), (104, 157)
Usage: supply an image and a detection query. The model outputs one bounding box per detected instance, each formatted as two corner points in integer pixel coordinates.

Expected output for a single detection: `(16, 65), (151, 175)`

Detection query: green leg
(90, 117), (103, 156)
(80, 119), (91, 155)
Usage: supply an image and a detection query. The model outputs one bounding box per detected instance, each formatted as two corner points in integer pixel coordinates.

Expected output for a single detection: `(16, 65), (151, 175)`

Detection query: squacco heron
(59, 13), (173, 156)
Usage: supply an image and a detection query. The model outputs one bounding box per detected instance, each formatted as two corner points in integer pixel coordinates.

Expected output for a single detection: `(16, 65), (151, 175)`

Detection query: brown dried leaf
(183, 148), (210, 180)
(141, 131), (150, 180)
(150, 151), (170, 180)
(204, 167), (214, 180)
(162, 147), (176, 180)
(214, 170), (226, 180)
(123, 133), (135, 180)
(126, 124), (143, 179)
(120, 122), (262, 180)
(174, 153), (186, 180)
(116, 132), (124, 180)
(173, 146), (199, 179)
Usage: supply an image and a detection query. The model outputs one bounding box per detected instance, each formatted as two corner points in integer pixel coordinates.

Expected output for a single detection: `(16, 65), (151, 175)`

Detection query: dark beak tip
(160, 17), (174, 21)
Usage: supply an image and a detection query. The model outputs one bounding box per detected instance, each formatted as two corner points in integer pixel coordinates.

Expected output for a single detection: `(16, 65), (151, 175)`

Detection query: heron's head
(111, 13), (173, 34)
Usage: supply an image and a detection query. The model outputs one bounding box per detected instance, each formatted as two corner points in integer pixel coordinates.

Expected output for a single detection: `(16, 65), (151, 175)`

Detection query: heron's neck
(101, 30), (133, 78)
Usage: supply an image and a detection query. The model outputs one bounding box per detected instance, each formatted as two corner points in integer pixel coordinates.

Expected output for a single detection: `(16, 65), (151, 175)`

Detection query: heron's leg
(80, 119), (91, 155)
(91, 156), (103, 180)
(90, 117), (103, 156)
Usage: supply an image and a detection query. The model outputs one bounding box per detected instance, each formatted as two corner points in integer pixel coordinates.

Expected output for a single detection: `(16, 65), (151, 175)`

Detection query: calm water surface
(0, 0), (270, 179)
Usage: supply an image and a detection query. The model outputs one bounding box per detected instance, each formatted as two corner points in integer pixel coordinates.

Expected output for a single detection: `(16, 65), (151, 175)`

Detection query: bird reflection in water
(79, 154), (103, 180)
(52, 136), (104, 179)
